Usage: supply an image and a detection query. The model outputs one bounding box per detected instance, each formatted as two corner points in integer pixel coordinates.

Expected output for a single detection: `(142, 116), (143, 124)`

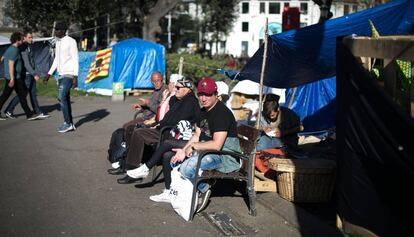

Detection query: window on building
(269, 2), (281, 14)
(300, 3), (308, 14)
(344, 4), (350, 15)
(220, 41), (226, 53)
(241, 41), (249, 56)
(242, 22), (249, 32)
(242, 2), (249, 14)
(352, 5), (358, 13)
(260, 2), (266, 13)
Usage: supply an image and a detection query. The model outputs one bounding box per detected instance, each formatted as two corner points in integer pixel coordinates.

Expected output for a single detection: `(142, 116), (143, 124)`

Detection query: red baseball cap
(197, 77), (217, 95)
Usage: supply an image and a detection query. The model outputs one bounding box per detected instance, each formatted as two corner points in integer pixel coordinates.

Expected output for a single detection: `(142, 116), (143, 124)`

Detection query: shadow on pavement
(40, 103), (61, 113)
(74, 109), (110, 128)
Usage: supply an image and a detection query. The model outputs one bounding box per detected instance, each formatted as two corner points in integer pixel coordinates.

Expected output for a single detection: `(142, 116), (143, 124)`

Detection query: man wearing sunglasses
(116, 77), (200, 184)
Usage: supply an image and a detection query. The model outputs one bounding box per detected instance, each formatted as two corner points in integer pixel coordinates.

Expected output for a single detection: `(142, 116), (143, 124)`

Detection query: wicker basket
(268, 158), (336, 203)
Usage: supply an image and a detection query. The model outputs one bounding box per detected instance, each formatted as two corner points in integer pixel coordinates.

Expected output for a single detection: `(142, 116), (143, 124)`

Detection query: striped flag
(85, 48), (112, 83)
(369, 20), (411, 88)
(369, 19), (380, 38)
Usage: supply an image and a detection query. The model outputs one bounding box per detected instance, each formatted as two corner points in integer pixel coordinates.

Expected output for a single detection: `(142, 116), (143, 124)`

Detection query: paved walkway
(0, 96), (341, 236)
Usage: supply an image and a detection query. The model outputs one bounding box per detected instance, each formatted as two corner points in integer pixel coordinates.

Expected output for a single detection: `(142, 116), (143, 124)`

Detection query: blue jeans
(180, 152), (222, 193)
(5, 75), (42, 114)
(57, 77), (73, 124)
(256, 135), (283, 151)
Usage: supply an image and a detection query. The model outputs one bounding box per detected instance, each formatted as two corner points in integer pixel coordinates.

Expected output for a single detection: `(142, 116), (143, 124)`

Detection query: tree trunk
(313, 0), (333, 23)
(142, 0), (179, 42)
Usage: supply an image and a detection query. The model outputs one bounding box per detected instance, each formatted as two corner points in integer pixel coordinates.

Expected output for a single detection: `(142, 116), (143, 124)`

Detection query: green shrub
(166, 53), (235, 83)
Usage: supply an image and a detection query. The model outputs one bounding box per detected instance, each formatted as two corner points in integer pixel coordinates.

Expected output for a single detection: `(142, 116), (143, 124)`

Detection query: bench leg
(247, 184), (257, 216)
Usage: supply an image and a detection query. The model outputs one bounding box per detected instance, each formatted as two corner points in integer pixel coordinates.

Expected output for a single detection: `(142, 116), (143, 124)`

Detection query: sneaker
(5, 111), (16, 119)
(0, 114), (7, 121)
(149, 189), (171, 203)
(126, 164), (149, 179)
(111, 161), (120, 169)
(196, 189), (211, 213)
(38, 113), (51, 119)
(58, 123), (75, 133)
(27, 113), (42, 121)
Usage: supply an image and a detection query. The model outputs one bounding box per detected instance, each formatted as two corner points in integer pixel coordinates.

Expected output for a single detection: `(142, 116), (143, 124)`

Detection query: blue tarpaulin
(236, 0), (414, 131)
(240, 0), (414, 88)
(78, 38), (165, 92)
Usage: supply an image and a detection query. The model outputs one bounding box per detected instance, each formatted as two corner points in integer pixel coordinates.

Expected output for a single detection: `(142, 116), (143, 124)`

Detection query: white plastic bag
(169, 167), (198, 221)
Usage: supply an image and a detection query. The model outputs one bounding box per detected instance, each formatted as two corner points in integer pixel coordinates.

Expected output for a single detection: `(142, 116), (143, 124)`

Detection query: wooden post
(383, 59), (398, 99)
(178, 57), (184, 75)
(256, 18), (269, 130)
(51, 21), (56, 37)
(411, 65), (414, 117)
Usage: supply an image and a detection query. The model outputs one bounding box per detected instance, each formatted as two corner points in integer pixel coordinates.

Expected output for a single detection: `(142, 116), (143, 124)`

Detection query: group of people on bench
(107, 71), (301, 214)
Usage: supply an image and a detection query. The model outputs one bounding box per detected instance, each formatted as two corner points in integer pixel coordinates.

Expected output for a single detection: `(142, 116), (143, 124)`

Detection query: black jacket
(159, 91), (200, 128)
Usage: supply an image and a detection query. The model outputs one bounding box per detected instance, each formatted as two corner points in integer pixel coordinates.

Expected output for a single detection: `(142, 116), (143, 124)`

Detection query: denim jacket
(216, 137), (242, 173)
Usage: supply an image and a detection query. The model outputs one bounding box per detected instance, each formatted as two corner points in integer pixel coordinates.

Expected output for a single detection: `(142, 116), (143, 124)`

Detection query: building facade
(211, 0), (367, 57)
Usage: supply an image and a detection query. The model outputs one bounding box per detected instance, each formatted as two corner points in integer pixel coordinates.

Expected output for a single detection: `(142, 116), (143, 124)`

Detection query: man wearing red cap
(169, 77), (241, 212)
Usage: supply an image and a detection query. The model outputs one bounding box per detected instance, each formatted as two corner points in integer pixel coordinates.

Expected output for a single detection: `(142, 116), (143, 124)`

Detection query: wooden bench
(188, 124), (260, 220)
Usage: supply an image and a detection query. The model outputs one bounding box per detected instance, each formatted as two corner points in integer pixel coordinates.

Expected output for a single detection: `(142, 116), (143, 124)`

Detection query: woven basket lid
(268, 158), (336, 174)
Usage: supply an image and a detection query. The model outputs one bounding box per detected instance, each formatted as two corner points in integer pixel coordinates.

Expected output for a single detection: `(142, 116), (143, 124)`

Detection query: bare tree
(312, 0), (334, 22)
(142, 0), (179, 42)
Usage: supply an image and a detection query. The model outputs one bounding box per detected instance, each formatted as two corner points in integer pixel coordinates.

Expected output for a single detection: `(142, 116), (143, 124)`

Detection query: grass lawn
(0, 78), (96, 97)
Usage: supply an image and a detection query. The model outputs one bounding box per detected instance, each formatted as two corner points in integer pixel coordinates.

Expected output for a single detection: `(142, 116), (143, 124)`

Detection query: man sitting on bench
(116, 77), (200, 184)
(170, 78), (241, 213)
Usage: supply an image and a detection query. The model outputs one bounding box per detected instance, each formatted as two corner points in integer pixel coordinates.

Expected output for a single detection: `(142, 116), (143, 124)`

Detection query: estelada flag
(85, 48), (112, 83)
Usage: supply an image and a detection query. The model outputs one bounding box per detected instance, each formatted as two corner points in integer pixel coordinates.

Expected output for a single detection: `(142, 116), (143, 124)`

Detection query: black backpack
(107, 128), (127, 163)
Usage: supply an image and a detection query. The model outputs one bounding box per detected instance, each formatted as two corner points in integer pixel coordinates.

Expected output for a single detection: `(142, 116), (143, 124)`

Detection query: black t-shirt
(197, 101), (237, 141)
(159, 92), (200, 129)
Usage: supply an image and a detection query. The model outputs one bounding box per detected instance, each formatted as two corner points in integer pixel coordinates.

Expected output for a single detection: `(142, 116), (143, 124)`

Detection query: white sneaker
(126, 164), (149, 179)
(149, 189), (171, 203)
(111, 161), (120, 169)
(38, 113), (51, 119)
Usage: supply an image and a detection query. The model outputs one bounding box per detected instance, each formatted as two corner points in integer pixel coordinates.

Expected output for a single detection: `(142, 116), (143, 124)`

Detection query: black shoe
(196, 189), (212, 213)
(107, 167), (125, 175)
(5, 111), (16, 119)
(117, 175), (142, 184)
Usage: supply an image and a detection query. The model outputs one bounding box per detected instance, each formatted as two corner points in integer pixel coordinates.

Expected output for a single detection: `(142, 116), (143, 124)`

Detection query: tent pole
(179, 57), (184, 75)
(256, 18), (268, 130)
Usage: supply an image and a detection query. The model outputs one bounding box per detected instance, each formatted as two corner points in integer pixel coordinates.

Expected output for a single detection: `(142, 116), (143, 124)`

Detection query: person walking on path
(0, 32), (42, 121)
(46, 22), (79, 133)
(4, 29), (50, 119)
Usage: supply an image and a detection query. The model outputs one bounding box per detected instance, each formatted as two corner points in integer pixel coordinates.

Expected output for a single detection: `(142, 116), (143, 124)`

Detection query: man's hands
(264, 127), (282, 138)
(72, 76), (78, 89)
(34, 75), (40, 81)
(43, 75), (51, 85)
(131, 98), (148, 110)
(131, 103), (141, 110)
(171, 148), (187, 164)
(7, 79), (14, 88)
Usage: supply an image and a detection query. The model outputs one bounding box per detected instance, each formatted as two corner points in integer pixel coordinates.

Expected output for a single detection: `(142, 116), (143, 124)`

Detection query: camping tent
(237, 0), (414, 131)
(0, 35), (9, 45)
(0, 37), (53, 79)
(78, 38), (165, 94)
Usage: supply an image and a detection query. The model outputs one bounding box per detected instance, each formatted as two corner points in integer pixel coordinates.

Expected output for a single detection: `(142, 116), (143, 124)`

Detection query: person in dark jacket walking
(0, 32), (41, 121)
(4, 29), (50, 119)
